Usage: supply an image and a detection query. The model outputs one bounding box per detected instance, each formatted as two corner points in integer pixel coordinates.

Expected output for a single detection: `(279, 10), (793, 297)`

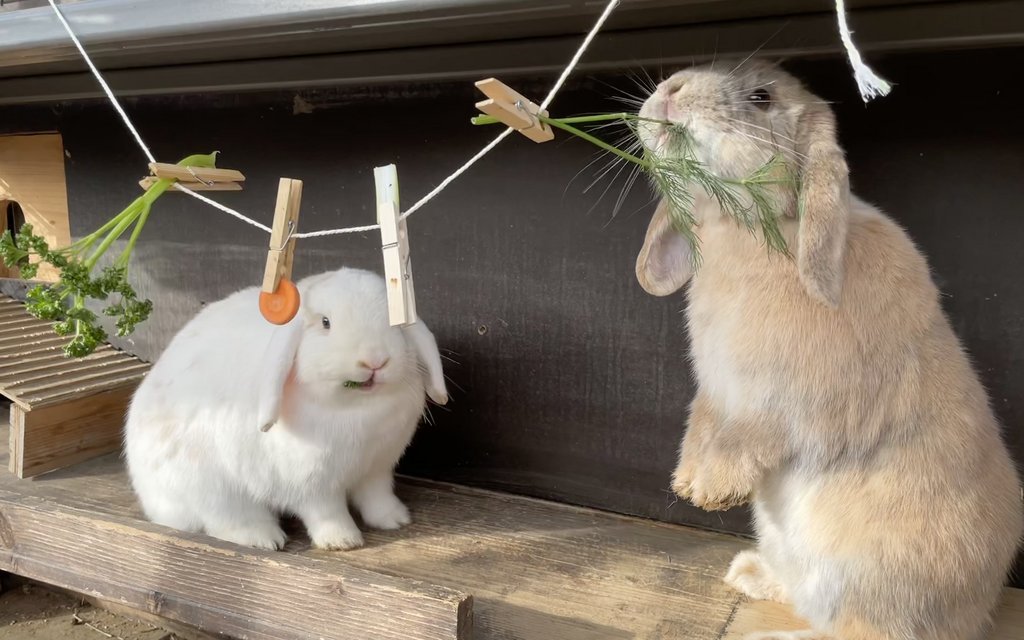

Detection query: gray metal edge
(0, 0), (1020, 105)
(0, 0), (944, 73)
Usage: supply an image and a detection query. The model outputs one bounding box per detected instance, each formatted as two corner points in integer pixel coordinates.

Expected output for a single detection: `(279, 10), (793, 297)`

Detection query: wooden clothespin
(258, 178), (303, 325)
(374, 165), (417, 326)
(139, 162), (245, 192)
(474, 78), (554, 143)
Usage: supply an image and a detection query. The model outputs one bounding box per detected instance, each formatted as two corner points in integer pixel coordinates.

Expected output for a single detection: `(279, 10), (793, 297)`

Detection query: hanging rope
(46, 0), (622, 237)
(834, 0), (892, 102)
(46, 0), (889, 235)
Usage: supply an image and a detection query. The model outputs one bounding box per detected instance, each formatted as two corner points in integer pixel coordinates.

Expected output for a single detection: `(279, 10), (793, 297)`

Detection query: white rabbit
(634, 61), (1023, 640)
(124, 267), (448, 550)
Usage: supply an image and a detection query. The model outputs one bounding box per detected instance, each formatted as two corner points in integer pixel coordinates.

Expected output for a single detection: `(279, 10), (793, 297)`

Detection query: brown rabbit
(634, 60), (1023, 640)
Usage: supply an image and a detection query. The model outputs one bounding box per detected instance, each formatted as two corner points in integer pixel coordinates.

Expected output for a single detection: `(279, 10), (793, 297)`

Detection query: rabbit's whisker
(586, 154), (637, 217)
(727, 126), (808, 162)
(724, 116), (800, 145)
(608, 162), (644, 222)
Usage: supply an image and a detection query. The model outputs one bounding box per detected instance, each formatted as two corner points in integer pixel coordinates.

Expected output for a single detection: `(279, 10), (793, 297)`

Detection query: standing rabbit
(634, 60), (1022, 640)
(125, 267), (447, 550)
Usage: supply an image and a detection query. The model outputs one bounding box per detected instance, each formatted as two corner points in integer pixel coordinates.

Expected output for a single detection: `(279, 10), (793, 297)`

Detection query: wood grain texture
(33, 583), (225, 640)
(0, 346), (116, 376)
(261, 177), (302, 293)
(0, 433), (743, 639)
(0, 295), (149, 411)
(0, 296), (148, 477)
(0, 132), (70, 283)
(138, 178), (243, 191)
(147, 163), (245, 184)
(340, 479), (745, 640)
(0, 490), (470, 640)
(720, 591), (1024, 640)
(9, 386), (133, 478)
(0, 435), (1021, 639)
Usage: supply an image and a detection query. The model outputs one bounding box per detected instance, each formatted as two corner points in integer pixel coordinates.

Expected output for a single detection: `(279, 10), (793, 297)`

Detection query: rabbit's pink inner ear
(636, 200), (694, 297)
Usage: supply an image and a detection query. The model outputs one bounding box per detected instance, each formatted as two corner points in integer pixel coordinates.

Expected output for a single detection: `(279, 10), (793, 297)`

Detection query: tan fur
(725, 550), (789, 603)
(636, 61), (1023, 640)
(794, 106), (850, 307)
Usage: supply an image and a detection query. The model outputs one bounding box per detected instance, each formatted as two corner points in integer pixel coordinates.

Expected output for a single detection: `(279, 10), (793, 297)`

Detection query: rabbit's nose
(358, 357), (390, 371)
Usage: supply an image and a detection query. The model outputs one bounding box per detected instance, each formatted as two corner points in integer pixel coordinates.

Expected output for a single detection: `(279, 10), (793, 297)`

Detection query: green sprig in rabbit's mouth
(472, 112), (797, 268)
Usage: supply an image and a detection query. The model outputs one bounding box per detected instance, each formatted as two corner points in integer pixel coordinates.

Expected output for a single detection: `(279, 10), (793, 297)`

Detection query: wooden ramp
(0, 295), (149, 477)
(0, 430), (1019, 640)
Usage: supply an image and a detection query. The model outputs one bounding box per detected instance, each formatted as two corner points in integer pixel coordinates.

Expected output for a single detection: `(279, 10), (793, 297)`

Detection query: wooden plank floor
(0, 426), (1020, 639)
(721, 595), (1024, 640)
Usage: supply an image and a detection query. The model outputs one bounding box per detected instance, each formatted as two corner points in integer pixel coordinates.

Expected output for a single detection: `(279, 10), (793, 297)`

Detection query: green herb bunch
(472, 112), (796, 268)
(0, 152), (219, 357)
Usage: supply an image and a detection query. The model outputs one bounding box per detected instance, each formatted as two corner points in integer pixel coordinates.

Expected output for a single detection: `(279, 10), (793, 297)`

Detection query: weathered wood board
(0, 296), (147, 477)
(0, 491), (471, 640)
(0, 433), (1020, 639)
(0, 132), (70, 283)
(0, 431), (743, 639)
(9, 386), (135, 478)
(720, 592), (1024, 640)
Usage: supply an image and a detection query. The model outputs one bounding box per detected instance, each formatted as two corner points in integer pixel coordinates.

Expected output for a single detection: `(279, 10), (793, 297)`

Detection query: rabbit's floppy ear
(403, 320), (448, 406)
(635, 198), (695, 296)
(256, 269), (335, 430)
(256, 314), (305, 432)
(795, 103), (851, 308)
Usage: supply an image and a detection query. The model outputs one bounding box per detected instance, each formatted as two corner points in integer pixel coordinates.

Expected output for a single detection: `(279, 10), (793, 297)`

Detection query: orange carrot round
(259, 278), (300, 324)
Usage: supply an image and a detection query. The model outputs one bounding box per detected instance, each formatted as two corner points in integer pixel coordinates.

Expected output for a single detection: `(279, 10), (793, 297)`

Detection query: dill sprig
(471, 112), (796, 267)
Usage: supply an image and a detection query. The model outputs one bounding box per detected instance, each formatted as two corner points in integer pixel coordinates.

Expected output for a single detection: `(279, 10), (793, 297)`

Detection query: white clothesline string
(46, 0), (622, 239)
(47, 0), (888, 237)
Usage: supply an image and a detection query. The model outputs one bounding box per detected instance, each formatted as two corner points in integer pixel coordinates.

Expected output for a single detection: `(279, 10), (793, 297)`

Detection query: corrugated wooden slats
(0, 295), (149, 411)
(0, 294), (149, 477)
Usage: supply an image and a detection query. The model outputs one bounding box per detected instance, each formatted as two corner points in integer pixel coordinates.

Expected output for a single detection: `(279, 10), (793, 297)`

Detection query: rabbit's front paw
(671, 461), (698, 500)
(687, 463), (751, 511)
(310, 521), (365, 551)
(725, 550), (788, 603)
(210, 523), (288, 550)
(360, 496), (412, 531)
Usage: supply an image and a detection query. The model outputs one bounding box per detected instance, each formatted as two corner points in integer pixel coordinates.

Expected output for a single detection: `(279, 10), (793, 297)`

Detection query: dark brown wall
(1, 46), (1021, 582)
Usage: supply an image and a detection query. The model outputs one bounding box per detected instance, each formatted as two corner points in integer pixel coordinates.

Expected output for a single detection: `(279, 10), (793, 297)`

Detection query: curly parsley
(0, 152), (219, 357)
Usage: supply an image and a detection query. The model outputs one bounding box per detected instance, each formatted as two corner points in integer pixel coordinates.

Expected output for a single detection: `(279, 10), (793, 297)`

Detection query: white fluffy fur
(124, 267), (447, 550)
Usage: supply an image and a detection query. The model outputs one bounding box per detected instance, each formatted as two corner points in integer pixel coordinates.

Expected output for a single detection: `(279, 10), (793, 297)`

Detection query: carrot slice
(259, 278), (300, 324)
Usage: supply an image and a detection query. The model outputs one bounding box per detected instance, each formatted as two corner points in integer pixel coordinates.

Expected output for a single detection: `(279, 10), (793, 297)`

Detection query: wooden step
(0, 429), (1019, 640)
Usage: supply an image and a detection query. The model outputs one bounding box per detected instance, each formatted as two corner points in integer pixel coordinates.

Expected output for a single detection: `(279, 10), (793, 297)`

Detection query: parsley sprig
(0, 152), (219, 357)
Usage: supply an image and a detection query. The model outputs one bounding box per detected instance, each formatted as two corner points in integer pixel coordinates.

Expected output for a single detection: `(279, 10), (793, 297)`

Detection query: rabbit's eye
(321, 317), (331, 330)
(748, 88), (772, 110)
